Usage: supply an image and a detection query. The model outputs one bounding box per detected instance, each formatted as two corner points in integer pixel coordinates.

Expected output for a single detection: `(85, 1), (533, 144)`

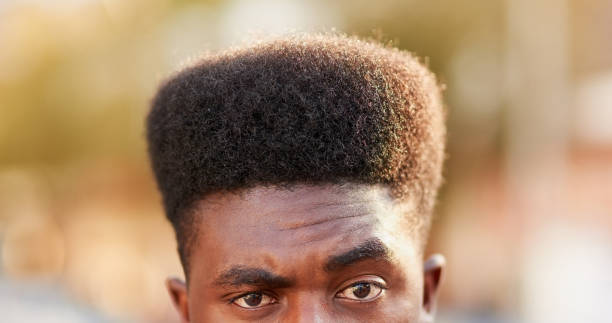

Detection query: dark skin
(167, 184), (444, 322)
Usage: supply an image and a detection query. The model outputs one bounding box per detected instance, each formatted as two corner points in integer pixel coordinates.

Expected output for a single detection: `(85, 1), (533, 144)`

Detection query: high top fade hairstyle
(146, 33), (446, 273)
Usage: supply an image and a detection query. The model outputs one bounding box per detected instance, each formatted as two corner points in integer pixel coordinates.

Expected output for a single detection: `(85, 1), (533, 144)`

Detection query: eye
(336, 280), (386, 302)
(232, 292), (277, 309)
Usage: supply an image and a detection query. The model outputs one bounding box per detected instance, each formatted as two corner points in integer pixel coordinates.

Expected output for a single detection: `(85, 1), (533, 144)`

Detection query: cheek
(186, 286), (213, 322)
(383, 247), (425, 321)
(387, 283), (423, 322)
(187, 291), (239, 323)
(343, 291), (421, 323)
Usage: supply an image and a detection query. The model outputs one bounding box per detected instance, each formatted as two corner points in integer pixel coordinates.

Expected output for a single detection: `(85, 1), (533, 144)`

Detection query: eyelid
(336, 274), (388, 291)
(337, 279), (388, 295)
(335, 278), (387, 302)
(228, 290), (278, 309)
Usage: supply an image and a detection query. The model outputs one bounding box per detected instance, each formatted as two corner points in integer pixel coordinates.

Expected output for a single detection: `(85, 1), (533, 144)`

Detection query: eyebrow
(214, 266), (294, 289)
(324, 238), (393, 272)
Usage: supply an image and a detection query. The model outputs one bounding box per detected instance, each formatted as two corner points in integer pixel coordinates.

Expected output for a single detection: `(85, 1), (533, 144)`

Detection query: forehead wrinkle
(274, 197), (379, 229)
(278, 211), (372, 231)
(300, 199), (372, 212)
(287, 219), (374, 246)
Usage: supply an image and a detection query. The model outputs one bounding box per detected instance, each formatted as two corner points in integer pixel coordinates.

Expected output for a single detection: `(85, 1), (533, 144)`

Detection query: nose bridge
(283, 291), (330, 323)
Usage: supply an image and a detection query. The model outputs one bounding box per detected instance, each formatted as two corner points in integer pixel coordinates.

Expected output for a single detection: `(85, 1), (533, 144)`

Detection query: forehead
(189, 184), (419, 279)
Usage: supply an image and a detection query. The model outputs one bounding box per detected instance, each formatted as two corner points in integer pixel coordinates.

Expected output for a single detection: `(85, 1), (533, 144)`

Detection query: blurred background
(1, 0), (611, 322)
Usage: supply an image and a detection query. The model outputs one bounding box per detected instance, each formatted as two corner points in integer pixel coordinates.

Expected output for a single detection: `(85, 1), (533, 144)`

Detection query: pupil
(352, 283), (371, 298)
(245, 293), (263, 306)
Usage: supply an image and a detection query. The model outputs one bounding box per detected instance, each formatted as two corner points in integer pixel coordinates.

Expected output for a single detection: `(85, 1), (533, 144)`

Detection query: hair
(146, 33), (446, 272)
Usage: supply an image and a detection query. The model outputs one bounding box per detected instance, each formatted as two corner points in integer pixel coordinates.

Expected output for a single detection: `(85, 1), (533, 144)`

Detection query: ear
(421, 254), (445, 323)
(166, 277), (190, 323)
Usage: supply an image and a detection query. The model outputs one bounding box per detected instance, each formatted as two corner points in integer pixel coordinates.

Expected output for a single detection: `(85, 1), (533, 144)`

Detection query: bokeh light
(1, 0), (611, 322)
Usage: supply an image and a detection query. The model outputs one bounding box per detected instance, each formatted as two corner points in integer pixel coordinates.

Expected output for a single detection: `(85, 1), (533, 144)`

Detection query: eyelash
(344, 279), (387, 291)
(228, 290), (276, 305)
(337, 279), (388, 298)
(227, 279), (388, 306)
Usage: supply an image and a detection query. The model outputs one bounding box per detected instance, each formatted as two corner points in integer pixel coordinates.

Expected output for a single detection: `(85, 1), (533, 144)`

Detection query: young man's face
(167, 185), (443, 322)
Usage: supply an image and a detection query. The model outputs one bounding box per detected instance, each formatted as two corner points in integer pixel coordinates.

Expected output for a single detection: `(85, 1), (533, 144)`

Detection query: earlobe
(421, 254), (445, 322)
(166, 277), (190, 323)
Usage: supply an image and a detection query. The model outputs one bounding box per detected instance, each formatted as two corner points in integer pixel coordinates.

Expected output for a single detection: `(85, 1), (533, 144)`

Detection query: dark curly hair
(146, 33), (445, 270)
